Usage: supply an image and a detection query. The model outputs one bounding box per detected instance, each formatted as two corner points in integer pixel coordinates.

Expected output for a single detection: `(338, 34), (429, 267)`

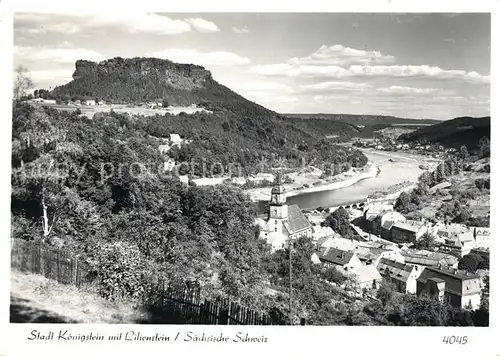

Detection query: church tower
(268, 173), (288, 234)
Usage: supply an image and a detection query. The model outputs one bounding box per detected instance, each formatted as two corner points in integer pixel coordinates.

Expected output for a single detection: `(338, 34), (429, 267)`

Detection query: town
(10, 12), (490, 328)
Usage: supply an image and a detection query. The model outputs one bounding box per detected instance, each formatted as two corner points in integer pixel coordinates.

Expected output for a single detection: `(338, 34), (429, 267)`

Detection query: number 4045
(443, 336), (468, 345)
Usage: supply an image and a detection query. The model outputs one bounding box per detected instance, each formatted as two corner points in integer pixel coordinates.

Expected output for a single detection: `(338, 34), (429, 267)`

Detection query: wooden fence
(10, 238), (287, 325)
(10, 238), (93, 287)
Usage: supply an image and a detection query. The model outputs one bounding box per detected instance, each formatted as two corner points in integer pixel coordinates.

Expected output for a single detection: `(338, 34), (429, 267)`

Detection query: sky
(13, 12), (491, 120)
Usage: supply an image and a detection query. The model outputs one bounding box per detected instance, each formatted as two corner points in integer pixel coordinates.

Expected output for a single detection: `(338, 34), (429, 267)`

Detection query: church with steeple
(259, 174), (313, 250)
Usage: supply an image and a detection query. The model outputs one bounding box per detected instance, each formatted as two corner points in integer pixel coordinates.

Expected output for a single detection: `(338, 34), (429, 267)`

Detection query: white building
(259, 175), (313, 250)
(350, 265), (383, 290)
(249, 173), (275, 183)
(163, 159), (176, 172)
(178, 175), (189, 185)
(354, 246), (405, 267)
(169, 134), (183, 148)
(85, 100), (96, 106)
(473, 227), (490, 249)
(377, 258), (424, 294)
(158, 145), (171, 154)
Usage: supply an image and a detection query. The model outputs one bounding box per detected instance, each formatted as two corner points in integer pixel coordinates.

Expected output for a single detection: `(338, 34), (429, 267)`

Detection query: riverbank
(246, 161), (379, 202)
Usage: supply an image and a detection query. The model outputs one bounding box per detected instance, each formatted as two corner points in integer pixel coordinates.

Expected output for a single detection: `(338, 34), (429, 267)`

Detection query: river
(256, 150), (437, 213)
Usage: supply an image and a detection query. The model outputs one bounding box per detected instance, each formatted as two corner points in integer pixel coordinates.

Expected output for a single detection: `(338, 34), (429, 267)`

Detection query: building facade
(473, 227), (490, 249)
(377, 257), (424, 294)
(416, 266), (483, 310)
(390, 220), (428, 244)
(372, 211), (406, 236)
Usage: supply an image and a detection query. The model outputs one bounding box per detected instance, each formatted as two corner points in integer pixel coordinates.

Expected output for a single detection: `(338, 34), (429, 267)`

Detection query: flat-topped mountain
(51, 57), (272, 114)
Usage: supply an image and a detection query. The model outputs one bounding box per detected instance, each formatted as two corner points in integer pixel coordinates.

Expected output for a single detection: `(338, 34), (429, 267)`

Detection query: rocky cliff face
(72, 57), (212, 90)
(52, 57), (244, 106)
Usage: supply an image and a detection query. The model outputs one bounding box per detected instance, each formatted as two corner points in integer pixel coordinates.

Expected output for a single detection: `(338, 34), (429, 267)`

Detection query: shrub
(86, 241), (157, 301)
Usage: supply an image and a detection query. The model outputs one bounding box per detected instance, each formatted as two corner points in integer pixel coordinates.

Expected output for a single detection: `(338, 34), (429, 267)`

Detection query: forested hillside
(10, 102), (368, 321)
(284, 113), (441, 126)
(398, 116), (490, 149)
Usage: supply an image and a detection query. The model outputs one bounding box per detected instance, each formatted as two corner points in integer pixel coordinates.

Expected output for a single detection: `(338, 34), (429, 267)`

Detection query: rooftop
(319, 247), (354, 266)
(417, 266), (483, 296)
(377, 258), (414, 282)
(422, 265), (481, 281)
(392, 220), (425, 233)
(284, 204), (312, 234)
(378, 258), (414, 273)
(381, 221), (394, 230)
(353, 265), (382, 284)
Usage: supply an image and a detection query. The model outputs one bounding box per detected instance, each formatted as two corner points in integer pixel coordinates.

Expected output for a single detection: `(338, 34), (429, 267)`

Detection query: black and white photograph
(7, 10), (491, 331)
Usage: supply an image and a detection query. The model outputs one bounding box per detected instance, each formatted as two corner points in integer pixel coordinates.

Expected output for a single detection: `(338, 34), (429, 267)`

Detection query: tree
(414, 232), (436, 250)
(477, 254), (490, 270)
(321, 267), (347, 285)
(11, 108), (84, 241)
(480, 275), (489, 310)
(459, 145), (469, 160)
(322, 207), (352, 237)
(394, 191), (411, 213)
(418, 171), (433, 188)
(13, 66), (34, 100)
(478, 136), (490, 158)
(458, 253), (482, 273)
(452, 208), (472, 224)
(376, 280), (397, 307)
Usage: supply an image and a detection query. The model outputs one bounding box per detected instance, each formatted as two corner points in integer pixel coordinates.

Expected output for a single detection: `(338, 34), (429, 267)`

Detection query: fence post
(56, 250), (60, 283)
(219, 307), (229, 325)
(74, 257), (78, 286)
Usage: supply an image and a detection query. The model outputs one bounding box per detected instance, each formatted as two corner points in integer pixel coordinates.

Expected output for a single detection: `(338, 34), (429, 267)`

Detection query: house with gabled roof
(354, 246), (405, 267)
(377, 258), (424, 293)
(318, 247), (362, 273)
(389, 220), (429, 243)
(373, 211), (406, 237)
(401, 249), (458, 269)
(441, 231), (475, 257)
(417, 265), (484, 310)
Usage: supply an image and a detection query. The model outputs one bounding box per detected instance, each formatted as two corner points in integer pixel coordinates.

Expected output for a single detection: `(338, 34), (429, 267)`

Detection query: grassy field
(10, 269), (147, 324)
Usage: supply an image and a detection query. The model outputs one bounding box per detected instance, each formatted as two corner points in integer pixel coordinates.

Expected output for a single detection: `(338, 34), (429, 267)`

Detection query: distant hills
(48, 57), (489, 151)
(398, 116), (490, 149)
(283, 113), (442, 126)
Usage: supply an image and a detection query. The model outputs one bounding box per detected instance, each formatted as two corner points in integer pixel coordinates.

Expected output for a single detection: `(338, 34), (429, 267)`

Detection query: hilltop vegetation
(51, 58), (268, 110)
(284, 113), (440, 126)
(398, 116), (490, 149)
